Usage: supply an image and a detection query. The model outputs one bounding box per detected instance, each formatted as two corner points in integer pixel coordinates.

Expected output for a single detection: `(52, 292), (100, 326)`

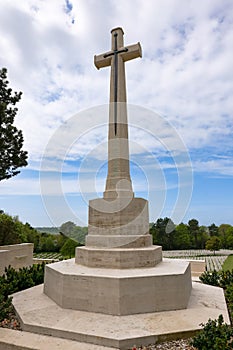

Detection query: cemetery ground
(1, 250), (233, 349)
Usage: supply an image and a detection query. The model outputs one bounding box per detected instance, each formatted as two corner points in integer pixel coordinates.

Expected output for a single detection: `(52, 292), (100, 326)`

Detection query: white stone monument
(11, 28), (229, 350)
(44, 27), (191, 315)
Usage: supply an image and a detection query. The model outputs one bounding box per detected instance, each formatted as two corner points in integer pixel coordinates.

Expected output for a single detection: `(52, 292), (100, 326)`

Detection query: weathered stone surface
(0, 243), (33, 275)
(75, 246), (162, 268)
(85, 234), (152, 249)
(0, 328), (115, 350)
(44, 258), (191, 315)
(12, 281), (230, 350)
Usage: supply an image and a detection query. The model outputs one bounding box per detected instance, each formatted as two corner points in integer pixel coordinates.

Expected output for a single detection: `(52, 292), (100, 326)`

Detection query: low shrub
(190, 315), (233, 350)
(0, 263), (45, 323)
(199, 269), (233, 289)
(199, 269), (220, 286)
(0, 294), (12, 322)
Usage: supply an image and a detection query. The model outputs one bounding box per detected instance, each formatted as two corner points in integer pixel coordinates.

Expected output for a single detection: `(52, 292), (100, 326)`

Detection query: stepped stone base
(75, 246), (162, 268)
(12, 281), (230, 350)
(43, 258), (191, 315)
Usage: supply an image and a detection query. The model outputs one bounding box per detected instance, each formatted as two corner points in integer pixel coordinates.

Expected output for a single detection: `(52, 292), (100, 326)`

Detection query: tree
(198, 226), (209, 249)
(219, 224), (232, 248)
(0, 212), (41, 247)
(225, 226), (233, 249)
(174, 223), (191, 249)
(188, 219), (199, 248)
(60, 238), (79, 258)
(150, 217), (175, 250)
(205, 236), (221, 255)
(0, 213), (21, 245)
(208, 223), (219, 237)
(0, 67), (28, 180)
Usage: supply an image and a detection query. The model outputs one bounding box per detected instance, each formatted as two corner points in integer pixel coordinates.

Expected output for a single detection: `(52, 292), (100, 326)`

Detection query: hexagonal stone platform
(43, 258), (191, 315)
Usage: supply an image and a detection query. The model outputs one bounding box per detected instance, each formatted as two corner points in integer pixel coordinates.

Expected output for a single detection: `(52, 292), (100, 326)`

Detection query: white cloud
(0, 0), (232, 205)
(0, 0), (232, 159)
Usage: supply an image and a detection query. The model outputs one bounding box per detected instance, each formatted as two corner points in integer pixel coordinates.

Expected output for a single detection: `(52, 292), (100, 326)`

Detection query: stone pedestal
(87, 197), (149, 248)
(43, 193), (192, 317)
(43, 190), (193, 316)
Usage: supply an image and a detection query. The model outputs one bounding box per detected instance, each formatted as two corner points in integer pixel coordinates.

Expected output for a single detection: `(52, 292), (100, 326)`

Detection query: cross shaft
(103, 33), (128, 134)
(94, 27), (142, 199)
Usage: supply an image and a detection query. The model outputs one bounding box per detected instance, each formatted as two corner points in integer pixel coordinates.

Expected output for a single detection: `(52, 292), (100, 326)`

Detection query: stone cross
(94, 28), (141, 134)
(94, 27), (142, 199)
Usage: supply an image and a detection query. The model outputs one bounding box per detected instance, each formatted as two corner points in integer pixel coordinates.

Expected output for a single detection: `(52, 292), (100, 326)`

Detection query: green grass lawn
(222, 254), (233, 271)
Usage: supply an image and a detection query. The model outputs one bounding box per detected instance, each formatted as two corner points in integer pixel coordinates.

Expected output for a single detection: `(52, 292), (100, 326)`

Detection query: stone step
(12, 281), (230, 350)
(0, 328), (114, 350)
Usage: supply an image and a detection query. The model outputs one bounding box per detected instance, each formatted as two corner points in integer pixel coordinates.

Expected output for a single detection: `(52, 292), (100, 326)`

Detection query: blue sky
(0, 0), (232, 227)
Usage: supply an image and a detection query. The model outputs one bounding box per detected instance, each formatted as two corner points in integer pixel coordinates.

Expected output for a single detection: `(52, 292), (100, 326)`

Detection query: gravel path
(131, 339), (196, 349)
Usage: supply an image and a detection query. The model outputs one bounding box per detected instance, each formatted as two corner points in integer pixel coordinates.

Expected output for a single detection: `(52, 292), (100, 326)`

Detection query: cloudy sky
(0, 0), (232, 227)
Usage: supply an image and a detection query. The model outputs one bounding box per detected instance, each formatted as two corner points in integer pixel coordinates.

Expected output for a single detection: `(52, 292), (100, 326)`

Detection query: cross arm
(94, 52), (112, 70)
(121, 42), (142, 62)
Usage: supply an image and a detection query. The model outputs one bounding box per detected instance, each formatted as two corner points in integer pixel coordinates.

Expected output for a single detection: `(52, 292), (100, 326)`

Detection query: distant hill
(36, 227), (59, 235)
(35, 225), (88, 245)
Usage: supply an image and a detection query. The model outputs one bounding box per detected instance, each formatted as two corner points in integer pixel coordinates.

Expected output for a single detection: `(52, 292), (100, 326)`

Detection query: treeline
(0, 213), (84, 257)
(36, 227), (59, 235)
(1, 211), (233, 253)
(150, 218), (233, 251)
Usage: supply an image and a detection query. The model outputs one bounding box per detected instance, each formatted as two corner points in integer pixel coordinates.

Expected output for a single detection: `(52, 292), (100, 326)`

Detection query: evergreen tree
(208, 223), (219, 237)
(150, 217), (175, 250)
(174, 223), (191, 249)
(0, 67), (28, 180)
(60, 238), (80, 258)
(188, 218), (199, 248)
(205, 236), (221, 255)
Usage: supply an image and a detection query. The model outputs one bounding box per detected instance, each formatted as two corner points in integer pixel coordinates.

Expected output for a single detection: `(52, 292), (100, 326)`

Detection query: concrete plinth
(43, 259), (191, 315)
(12, 281), (230, 350)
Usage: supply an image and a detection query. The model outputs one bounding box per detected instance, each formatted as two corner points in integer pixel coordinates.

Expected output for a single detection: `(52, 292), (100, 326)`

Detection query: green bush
(225, 284), (233, 316)
(199, 269), (233, 289)
(198, 269), (233, 346)
(0, 263), (45, 322)
(191, 315), (233, 349)
(219, 270), (233, 289)
(199, 269), (220, 286)
(0, 294), (12, 322)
